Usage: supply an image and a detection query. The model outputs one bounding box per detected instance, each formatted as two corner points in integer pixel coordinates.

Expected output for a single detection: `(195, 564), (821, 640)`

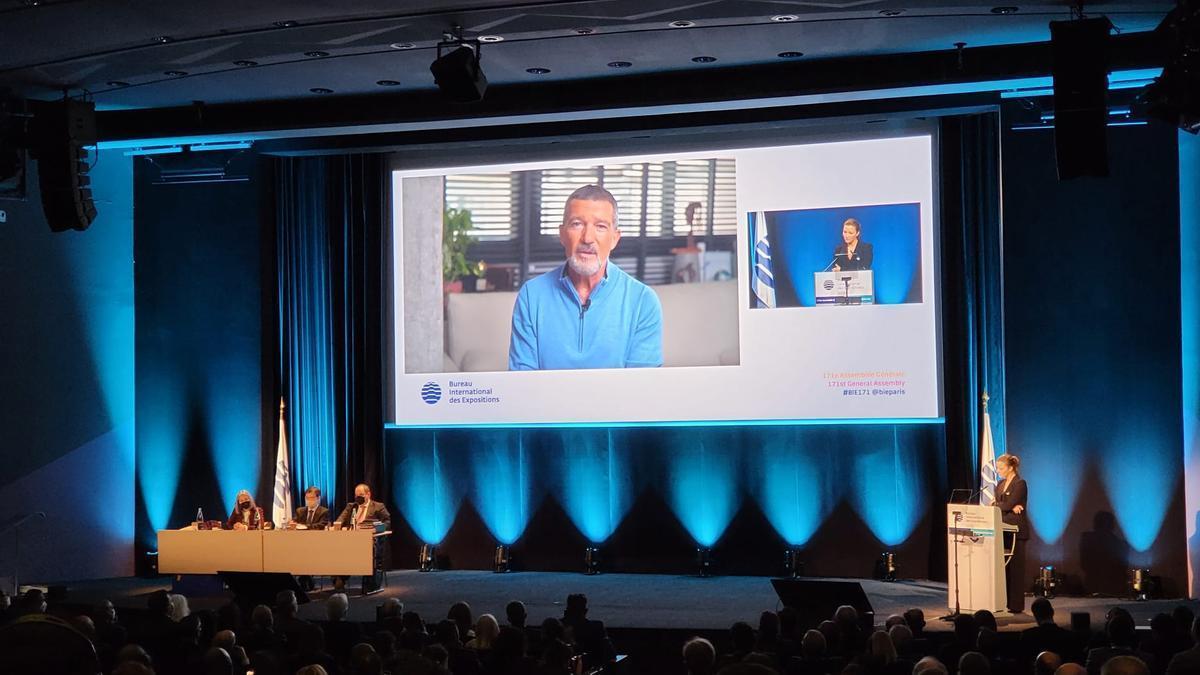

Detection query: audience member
(683, 636), (717, 675)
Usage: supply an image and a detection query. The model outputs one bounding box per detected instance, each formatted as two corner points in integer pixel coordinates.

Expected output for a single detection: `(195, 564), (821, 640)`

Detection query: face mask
(239, 501), (251, 511)
(355, 495), (366, 505)
(306, 500), (319, 509)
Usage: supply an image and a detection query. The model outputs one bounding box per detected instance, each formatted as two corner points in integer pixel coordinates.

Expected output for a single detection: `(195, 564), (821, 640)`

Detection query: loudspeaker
(1050, 18), (1112, 179)
(218, 571), (309, 611)
(771, 578), (875, 630)
(32, 99), (97, 231)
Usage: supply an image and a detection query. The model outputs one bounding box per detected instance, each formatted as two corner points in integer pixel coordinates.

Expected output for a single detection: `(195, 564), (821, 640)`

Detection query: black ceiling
(0, 0), (1171, 111)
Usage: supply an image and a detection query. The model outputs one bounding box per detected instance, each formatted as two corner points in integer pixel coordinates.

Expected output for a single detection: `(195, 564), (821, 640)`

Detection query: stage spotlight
(1035, 565), (1060, 598)
(783, 548), (805, 578)
(1130, 568), (1158, 601)
(875, 552), (898, 582)
(697, 547), (714, 578)
(584, 546), (600, 575)
(418, 544), (437, 572)
(430, 27), (487, 103)
(493, 545), (511, 573)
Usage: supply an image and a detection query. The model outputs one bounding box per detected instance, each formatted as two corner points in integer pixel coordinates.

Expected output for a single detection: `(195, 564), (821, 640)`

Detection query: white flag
(272, 399), (292, 525)
(979, 402), (998, 506)
(751, 212), (776, 309)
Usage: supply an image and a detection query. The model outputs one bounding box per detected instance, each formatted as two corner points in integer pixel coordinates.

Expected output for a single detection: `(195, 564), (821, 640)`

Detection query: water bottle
(196, 507), (204, 527)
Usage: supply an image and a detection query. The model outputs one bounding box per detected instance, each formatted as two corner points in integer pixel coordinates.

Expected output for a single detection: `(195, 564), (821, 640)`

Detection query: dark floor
(58, 570), (1199, 632)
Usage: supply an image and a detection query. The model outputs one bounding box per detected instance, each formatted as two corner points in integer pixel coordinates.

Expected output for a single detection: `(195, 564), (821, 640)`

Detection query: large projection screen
(390, 134), (941, 426)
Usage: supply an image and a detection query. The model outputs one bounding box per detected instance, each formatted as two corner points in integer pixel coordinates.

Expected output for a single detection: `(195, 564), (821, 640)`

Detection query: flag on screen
(979, 395), (998, 506)
(272, 398), (293, 525)
(751, 212), (776, 309)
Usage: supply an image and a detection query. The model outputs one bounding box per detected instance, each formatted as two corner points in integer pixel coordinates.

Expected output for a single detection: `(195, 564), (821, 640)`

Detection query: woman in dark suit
(994, 453), (1029, 613)
(833, 218), (874, 272)
(225, 489), (272, 530)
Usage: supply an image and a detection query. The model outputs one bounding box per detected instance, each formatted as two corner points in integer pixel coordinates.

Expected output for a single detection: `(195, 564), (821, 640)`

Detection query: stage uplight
(584, 546), (600, 575)
(875, 552), (898, 582)
(783, 548), (805, 578)
(419, 544), (437, 572)
(1035, 565), (1060, 598)
(1130, 568), (1158, 601)
(697, 547), (714, 578)
(493, 545), (511, 573)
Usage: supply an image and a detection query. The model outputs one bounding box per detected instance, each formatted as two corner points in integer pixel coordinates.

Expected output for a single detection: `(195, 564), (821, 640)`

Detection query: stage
(60, 571), (1198, 632)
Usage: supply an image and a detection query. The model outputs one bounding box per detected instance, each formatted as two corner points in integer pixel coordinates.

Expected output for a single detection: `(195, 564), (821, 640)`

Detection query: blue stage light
(559, 429), (630, 544)
(395, 433), (457, 546)
(472, 431), (531, 545)
(849, 427), (925, 546)
(666, 430), (738, 548)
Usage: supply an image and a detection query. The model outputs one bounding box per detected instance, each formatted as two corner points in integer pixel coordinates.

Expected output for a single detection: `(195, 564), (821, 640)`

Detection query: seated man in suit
(291, 486), (330, 530)
(335, 483), (392, 529)
(333, 483), (391, 593)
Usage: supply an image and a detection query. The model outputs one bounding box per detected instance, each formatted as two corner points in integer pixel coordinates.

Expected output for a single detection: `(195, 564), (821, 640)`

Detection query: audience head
(913, 656), (949, 675)
(370, 630), (396, 657)
(867, 630), (898, 665)
(1035, 651), (1063, 675)
(778, 606), (800, 640)
(112, 664), (154, 675)
(434, 619), (462, 647)
(1099, 656), (1149, 675)
(93, 599), (117, 626)
(1031, 597), (1055, 625)
(1148, 612), (1174, 638)
(298, 622), (327, 655)
(731, 621), (757, 654)
(818, 620), (838, 644)
(834, 605), (859, 627)
(69, 614), (96, 641)
(295, 666), (329, 675)
(682, 636), (716, 675)
(212, 629), (237, 651)
(350, 642), (376, 662)
(1193, 616), (1200, 643)
(976, 627), (998, 654)
(801, 629), (827, 658)
(448, 601), (473, 637)
(953, 614), (979, 646)
(758, 611), (780, 640)
(1172, 605), (1196, 637)
(1105, 610), (1137, 647)
(889, 624), (913, 651)
(250, 604), (273, 630)
(423, 643), (449, 667)
(116, 644), (153, 666)
(972, 610), (997, 633)
(493, 626), (529, 665)
(202, 647), (232, 675)
(351, 650), (383, 675)
(565, 593), (589, 620)
(885, 614), (908, 629)
(379, 598), (402, 619)
(542, 617), (565, 643)
(1054, 665), (1086, 675)
(274, 590), (298, 618)
(147, 590), (171, 618)
(506, 600), (527, 627)
(473, 613), (500, 648)
(168, 593), (190, 622)
(401, 610), (426, 636)
(958, 651), (990, 675)
(327, 592), (350, 621)
(904, 608), (927, 635)
(19, 588), (47, 615)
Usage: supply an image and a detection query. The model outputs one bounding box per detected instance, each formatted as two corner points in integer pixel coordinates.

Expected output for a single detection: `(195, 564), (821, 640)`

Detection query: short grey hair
(562, 184), (619, 230)
(327, 592), (350, 620)
(681, 636), (715, 672)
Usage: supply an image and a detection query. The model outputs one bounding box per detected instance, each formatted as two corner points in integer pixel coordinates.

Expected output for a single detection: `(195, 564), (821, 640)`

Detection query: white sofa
(443, 279), (740, 372)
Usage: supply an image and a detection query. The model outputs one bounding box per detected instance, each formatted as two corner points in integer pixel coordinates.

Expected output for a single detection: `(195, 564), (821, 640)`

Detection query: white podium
(814, 270), (874, 305)
(945, 504), (1019, 612)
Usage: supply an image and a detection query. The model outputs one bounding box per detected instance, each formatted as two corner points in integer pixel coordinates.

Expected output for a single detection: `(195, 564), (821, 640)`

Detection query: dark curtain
(940, 113), (1006, 491)
(275, 154), (387, 512)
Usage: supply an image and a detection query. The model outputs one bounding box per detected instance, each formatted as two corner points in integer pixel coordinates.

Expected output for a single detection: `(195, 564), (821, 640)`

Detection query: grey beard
(567, 254), (601, 278)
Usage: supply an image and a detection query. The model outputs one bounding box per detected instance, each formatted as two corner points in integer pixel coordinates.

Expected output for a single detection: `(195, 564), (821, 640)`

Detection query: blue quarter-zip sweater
(508, 260), (662, 370)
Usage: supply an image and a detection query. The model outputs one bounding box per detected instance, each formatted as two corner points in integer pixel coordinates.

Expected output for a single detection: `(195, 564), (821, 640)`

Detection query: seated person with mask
(290, 485), (330, 529)
(226, 490), (273, 530)
(333, 483), (391, 593)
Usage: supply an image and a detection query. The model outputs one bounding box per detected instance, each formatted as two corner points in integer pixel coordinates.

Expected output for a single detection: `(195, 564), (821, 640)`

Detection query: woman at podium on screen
(832, 218), (874, 272)
(995, 453), (1029, 614)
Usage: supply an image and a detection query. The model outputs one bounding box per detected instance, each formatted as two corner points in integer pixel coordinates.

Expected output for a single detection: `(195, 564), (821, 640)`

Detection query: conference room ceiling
(0, 0), (1171, 111)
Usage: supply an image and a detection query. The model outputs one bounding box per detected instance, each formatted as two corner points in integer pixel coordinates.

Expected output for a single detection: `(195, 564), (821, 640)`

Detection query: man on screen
(508, 184), (663, 370)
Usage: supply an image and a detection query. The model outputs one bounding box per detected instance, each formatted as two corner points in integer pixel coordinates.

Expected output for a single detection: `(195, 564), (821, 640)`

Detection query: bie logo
(420, 381), (442, 405)
(822, 280), (835, 291)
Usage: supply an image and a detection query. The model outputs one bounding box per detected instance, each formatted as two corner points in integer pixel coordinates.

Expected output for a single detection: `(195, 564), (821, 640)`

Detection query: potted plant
(443, 207), (480, 293)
